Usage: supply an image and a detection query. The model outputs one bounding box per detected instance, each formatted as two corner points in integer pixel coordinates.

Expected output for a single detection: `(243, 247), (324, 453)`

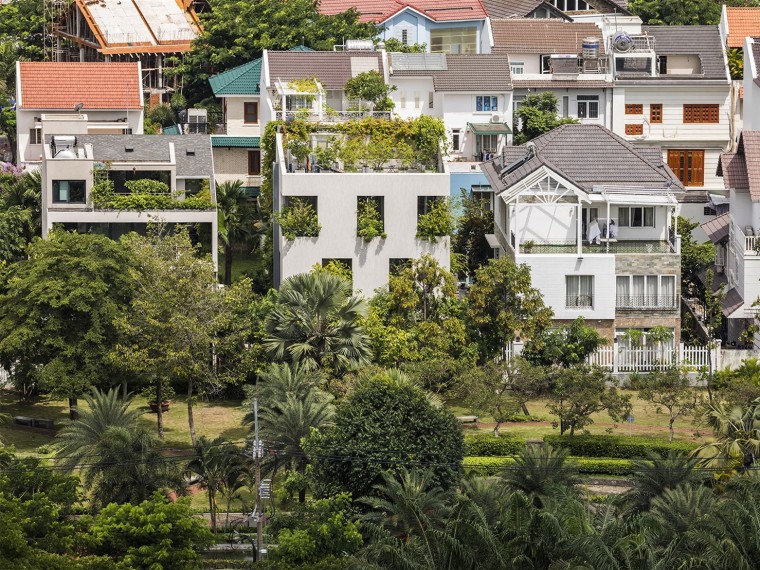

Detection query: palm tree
(186, 436), (246, 532)
(696, 397), (760, 471)
(265, 272), (372, 374)
(501, 444), (579, 507)
(216, 180), (256, 286)
(0, 170), (41, 241)
(243, 362), (322, 415)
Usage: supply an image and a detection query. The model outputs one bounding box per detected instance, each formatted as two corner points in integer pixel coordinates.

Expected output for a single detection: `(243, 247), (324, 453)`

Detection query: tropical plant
(264, 271), (371, 374)
(416, 198), (454, 242)
(344, 70), (396, 111)
(356, 198), (386, 241)
(501, 444), (579, 507)
(274, 198), (321, 240)
(696, 397), (760, 472)
(216, 179), (257, 285)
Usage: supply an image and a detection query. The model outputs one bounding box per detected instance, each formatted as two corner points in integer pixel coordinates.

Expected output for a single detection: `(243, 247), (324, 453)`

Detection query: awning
(211, 136), (260, 148)
(468, 122), (512, 135)
(723, 287), (744, 317)
(485, 233), (500, 248)
(709, 194), (730, 206)
(700, 212), (730, 243)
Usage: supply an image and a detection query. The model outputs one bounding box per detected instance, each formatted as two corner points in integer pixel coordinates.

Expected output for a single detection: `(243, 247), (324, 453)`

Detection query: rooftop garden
(91, 178), (214, 211)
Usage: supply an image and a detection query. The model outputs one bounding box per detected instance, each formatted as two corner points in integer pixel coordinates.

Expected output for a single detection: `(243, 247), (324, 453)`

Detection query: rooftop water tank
(582, 37), (600, 59)
(613, 32), (634, 53)
(345, 39), (374, 51)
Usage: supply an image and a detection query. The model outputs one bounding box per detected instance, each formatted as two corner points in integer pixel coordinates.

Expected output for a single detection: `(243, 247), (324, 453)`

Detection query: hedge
(543, 435), (697, 459)
(464, 433), (526, 457)
(462, 456), (634, 477)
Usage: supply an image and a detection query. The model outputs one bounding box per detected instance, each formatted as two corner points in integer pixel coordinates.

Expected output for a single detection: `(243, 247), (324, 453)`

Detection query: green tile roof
(211, 136), (260, 148)
(209, 59), (262, 96)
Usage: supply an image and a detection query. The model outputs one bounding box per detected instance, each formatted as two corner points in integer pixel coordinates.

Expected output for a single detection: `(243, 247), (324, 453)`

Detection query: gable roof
(71, 0), (199, 54)
(481, 0), (571, 20)
(491, 19), (605, 54)
(209, 59), (262, 96)
(754, 39), (760, 86)
(318, 0), (488, 24)
(18, 62), (142, 110)
(266, 50), (384, 90)
(583, 0), (632, 15)
(719, 131), (760, 201)
(481, 123), (682, 194)
(725, 7), (760, 49)
(641, 25), (728, 81)
(391, 53), (512, 91)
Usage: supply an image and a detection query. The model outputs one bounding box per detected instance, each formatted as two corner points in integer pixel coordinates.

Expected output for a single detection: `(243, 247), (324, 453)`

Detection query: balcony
(514, 238), (677, 255)
(616, 295), (679, 310)
(280, 110), (392, 123)
(566, 295), (593, 309)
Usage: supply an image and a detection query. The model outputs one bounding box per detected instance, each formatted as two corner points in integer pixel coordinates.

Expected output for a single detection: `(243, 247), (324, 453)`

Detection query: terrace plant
(357, 198), (386, 241)
(274, 198), (321, 240)
(417, 198), (454, 242)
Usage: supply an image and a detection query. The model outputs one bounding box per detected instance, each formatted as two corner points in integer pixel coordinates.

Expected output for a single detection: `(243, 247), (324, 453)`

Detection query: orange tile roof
(319, 0), (488, 23)
(18, 62), (142, 110)
(726, 7), (760, 48)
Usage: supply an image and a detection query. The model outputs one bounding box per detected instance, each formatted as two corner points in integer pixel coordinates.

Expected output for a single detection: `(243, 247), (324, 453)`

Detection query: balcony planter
(149, 400), (171, 413)
(522, 240), (535, 253)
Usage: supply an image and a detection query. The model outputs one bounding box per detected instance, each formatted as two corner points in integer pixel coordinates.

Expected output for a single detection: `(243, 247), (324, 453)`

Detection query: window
(244, 102), (259, 124)
(184, 179), (202, 196)
(650, 103), (663, 123)
(357, 196), (384, 235)
(29, 126), (42, 145)
(625, 104), (643, 114)
(541, 55), (551, 74)
(389, 258), (412, 276)
(452, 129), (461, 151)
(476, 95), (498, 112)
(616, 275), (677, 308)
(52, 180), (86, 204)
(667, 150), (704, 187)
(562, 96), (569, 118)
(566, 275), (593, 308)
(471, 185), (494, 212)
(286, 95), (312, 111)
(477, 134), (499, 156)
(248, 150), (261, 176)
(401, 29), (408, 45)
(414, 91), (420, 108)
(108, 170), (171, 194)
(577, 95), (599, 119)
(618, 206), (655, 227)
(510, 61), (525, 75)
(683, 104), (719, 124)
(625, 124), (644, 135)
(704, 205), (717, 216)
(430, 27), (477, 54)
(657, 55), (668, 75)
(417, 195), (441, 217)
(428, 91), (434, 109)
(400, 91), (406, 109)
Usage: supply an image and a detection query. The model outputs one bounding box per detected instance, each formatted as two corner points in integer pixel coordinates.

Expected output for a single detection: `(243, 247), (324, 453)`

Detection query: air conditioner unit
(490, 114), (502, 123)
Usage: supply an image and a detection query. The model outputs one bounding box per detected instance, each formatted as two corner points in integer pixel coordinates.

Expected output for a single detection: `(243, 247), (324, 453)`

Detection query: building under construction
(45, 0), (202, 104)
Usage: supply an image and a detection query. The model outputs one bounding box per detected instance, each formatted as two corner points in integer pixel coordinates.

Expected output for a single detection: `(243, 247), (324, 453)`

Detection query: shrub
(462, 456), (634, 477)
(90, 178), (213, 211)
(275, 198), (321, 240)
(543, 434), (698, 459)
(417, 198), (454, 242)
(463, 456), (514, 476)
(463, 433), (526, 456)
(356, 198), (386, 241)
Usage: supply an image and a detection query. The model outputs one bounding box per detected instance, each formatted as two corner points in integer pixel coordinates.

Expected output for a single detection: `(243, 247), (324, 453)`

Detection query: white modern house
(744, 37), (760, 131)
(40, 119), (218, 270)
(272, 129), (450, 294)
(15, 61), (144, 170)
(482, 123), (683, 344)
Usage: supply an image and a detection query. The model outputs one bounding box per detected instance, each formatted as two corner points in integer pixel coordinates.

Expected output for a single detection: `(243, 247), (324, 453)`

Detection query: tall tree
(635, 368), (700, 441)
(265, 271), (372, 374)
(523, 317), (607, 368)
(677, 215), (715, 292)
(628, 0), (722, 25)
(513, 92), (577, 145)
(0, 231), (134, 416)
(216, 180), (257, 286)
(453, 189), (494, 278)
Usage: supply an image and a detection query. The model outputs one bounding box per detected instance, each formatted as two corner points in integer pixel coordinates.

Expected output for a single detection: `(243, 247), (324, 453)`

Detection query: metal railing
(280, 110), (392, 122)
(615, 295), (679, 310)
(566, 295), (593, 309)
(519, 240), (675, 254)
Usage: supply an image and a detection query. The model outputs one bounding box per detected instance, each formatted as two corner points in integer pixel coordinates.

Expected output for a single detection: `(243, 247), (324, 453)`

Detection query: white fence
(507, 341), (720, 374)
(0, 366), (10, 387)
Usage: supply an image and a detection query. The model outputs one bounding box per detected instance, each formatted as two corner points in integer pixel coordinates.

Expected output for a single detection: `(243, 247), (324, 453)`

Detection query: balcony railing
(518, 240), (676, 254)
(280, 110), (392, 123)
(566, 295), (593, 309)
(616, 295), (679, 310)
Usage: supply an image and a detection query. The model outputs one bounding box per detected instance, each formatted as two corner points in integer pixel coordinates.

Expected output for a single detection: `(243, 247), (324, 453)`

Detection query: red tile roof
(725, 7), (760, 48)
(18, 62), (142, 110)
(318, 0), (488, 24)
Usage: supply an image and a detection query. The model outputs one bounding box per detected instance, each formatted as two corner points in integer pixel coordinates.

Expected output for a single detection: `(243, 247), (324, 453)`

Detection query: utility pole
(252, 398), (263, 562)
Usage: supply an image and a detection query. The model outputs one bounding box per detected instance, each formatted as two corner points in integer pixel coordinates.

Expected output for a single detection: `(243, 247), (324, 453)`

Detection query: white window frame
(451, 128), (461, 152)
(566, 275), (594, 309)
(616, 274), (677, 309)
(510, 61), (525, 75)
(30, 126), (42, 145)
(618, 206), (655, 228)
(577, 95), (599, 119)
(476, 95), (498, 112)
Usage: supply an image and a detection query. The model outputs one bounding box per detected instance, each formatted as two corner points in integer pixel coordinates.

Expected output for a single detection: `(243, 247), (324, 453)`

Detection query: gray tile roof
(481, 123), (682, 194)
(641, 25), (729, 82)
(754, 39), (760, 86)
(492, 19), (606, 55)
(718, 152), (748, 189)
(266, 50), (383, 90)
(700, 212), (730, 244)
(72, 134), (213, 178)
(391, 53), (512, 91)
(481, 0), (570, 19)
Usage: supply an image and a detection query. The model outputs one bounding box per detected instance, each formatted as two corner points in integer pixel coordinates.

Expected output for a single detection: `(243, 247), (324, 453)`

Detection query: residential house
(480, 0), (570, 20)
(744, 37), (760, 131)
(208, 57), (264, 199)
(272, 127), (450, 294)
(608, 25), (732, 226)
(482, 123), (683, 344)
(15, 62), (144, 170)
(40, 123), (218, 270)
(718, 6), (760, 130)
(711, 131), (760, 345)
(318, 0), (492, 54)
(491, 19), (613, 128)
(545, 0), (631, 17)
(47, 0), (200, 102)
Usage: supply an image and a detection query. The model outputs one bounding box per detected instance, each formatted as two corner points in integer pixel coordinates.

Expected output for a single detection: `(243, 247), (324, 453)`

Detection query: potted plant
(522, 240), (536, 253)
(142, 383), (175, 413)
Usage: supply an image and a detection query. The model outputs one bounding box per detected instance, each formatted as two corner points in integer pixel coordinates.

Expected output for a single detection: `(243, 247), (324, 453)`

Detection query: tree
(216, 179), (257, 286)
(0, 231), (134, 416)
(453, 189), (494, 278)
(381, 38), (427, 53)
(185, 436), (246, 532)
(464, 358), (547, 434)
(713, 358), (760, 408)
(696, 397), (760, 472)
(677, 215), (715, 292)
(619, 451), (703, 514)
(307, 369), (464, 500)
(345, 70), (397, 111)
(522, 317), (607, 368)
(87, 494), (214, 569)
(628, 0), (721, 25)
(546, 366), (632, 436)
(0, 0), (45, 62)
(635, 368), (700, 441)
(178, 0), (376, 102)
(728, 47), (744, 80)
(386, 254), (456, 323)
(513, 92), (577, 145)
(501, 445), (579, 508)
(114, 225), (220, 442)
(467, 257), (553, 360)
(265, 271), (372, 374)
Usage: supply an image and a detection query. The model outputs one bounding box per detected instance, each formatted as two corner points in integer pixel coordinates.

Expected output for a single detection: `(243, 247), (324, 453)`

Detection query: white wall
(223, 95), (262, 137)
(745, 38), (760, 131)
(390, 77), (437, 120)
(517, 253), (617, 319)
(513, 87), (611, 127)
(516, 203), (577, 242)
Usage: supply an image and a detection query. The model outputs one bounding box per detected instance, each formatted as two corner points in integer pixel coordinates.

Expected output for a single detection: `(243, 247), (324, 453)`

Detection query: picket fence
(505, 341), (720, 374)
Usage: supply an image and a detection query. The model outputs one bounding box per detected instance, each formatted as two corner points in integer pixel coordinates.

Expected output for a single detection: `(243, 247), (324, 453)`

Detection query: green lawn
(224, 251), (265, 284)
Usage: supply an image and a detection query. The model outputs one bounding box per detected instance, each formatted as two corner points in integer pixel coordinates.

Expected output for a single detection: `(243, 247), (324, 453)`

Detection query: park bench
(456, 415), (479, 424)
(12, 416), (55, 430)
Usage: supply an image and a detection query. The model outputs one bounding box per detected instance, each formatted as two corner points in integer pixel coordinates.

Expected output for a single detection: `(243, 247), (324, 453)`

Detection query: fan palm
(265, 271), (372, 374)
(243, 362), (322, 416)
(696, 397), (760, 471)
(501, 444), (579, 507)
(216, 180), (256, 285)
